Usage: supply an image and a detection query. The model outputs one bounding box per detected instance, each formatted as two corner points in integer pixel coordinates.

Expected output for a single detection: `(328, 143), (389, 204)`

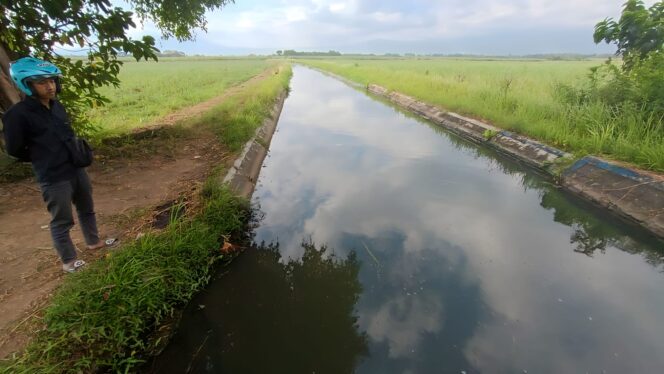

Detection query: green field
(301, 58), (664, 171)
(87, 58), (271, 136)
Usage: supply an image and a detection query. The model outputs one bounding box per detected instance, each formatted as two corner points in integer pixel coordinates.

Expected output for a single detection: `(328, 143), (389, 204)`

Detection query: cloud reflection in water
(251, 66), (664, 373)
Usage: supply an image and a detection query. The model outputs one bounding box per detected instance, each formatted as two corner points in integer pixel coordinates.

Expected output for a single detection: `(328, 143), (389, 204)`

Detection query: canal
(150, 66), (664, 373)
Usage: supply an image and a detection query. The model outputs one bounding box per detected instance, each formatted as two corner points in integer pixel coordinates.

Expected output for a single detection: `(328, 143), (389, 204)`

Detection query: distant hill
(157, 50), (186, 57)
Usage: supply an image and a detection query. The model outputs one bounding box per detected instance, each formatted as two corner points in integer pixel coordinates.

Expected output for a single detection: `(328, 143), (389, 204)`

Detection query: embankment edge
(222, 90), (288, 198)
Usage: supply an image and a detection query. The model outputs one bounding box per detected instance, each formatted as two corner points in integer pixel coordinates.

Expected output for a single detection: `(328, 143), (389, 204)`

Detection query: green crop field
(301, 58), (664, 171)
(87, 58), (271, 136)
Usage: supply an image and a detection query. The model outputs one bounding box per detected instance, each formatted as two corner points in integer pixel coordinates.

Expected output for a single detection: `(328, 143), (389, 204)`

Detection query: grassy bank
(301, 58), (664, 171)
(0, 63), (292, 373)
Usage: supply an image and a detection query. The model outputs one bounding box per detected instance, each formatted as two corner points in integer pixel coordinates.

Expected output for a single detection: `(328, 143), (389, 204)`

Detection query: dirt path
(0, 70), (273, 359)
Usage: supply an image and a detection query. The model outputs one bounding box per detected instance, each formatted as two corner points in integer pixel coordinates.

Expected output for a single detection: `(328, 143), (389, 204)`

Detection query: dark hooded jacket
(3, 97), (78, 183)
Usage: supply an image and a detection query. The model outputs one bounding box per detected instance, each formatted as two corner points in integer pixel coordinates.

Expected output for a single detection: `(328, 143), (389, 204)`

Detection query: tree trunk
(0, 43), (20, 111)
(0, 43), (21, 152)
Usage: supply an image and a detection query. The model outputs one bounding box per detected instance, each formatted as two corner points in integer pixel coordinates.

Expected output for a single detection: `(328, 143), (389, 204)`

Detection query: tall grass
(302, 58), (664, 171)
(0, 63), (293, 373)
(88, 58), (271, 136)
(188, 64), (293, 152)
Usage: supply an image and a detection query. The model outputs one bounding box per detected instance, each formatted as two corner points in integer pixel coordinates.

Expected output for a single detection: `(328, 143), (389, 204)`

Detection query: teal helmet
(9, 57), (62, 96)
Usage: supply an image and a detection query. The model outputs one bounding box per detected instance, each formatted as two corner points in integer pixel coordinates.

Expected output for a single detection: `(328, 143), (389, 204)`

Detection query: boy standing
(3, 57), (109, 272)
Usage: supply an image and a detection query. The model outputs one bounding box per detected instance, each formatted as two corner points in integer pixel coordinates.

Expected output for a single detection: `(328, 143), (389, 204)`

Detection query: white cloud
(453, 2), (519, 27)
(123, 0), (661, 54)
(236, 13), (256, 29)
(366, 294), (444, 358)
(371, 11), (403, 23)
(285, 7), (308, 22)
(329, 2), (347, 13)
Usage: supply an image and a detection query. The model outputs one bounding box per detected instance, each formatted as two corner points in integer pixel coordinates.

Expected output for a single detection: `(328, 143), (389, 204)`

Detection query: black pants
(39, 169), (99, 263)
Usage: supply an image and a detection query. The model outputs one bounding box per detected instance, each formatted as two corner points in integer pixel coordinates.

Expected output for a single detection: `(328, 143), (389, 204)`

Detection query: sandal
(63, 259), (86, 273)
(87, 238), (118, 250)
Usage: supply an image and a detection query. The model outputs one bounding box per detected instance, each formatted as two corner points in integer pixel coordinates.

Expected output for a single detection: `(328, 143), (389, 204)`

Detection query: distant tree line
(273, 51), (613, 60)
(275, 50), (342, 56)
(157, 50), (186, 57)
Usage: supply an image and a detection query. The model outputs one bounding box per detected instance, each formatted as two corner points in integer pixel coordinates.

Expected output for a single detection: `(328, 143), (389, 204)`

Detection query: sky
(122, 0), (658, 56)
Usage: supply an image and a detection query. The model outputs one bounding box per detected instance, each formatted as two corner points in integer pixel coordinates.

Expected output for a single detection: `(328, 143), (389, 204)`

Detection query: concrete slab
(367, 84), (388, 96)
(439, 112), (499, 143)
(562, 157), (664, 238)
(492, 131), (570, 170)
(366, 83), (570, 169)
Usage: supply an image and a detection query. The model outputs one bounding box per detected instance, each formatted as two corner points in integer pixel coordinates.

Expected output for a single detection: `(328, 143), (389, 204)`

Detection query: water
(150, 66), (664, 373)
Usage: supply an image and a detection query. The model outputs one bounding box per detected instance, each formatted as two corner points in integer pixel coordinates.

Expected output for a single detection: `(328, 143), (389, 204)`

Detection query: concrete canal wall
(368, 84), (664, 239)
(222, 90), (288, 198)
(562, 157), (664, 238)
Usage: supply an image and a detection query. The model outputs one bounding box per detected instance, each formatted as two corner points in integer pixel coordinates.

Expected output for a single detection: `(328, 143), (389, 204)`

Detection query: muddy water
(151, 66), (664, 373)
